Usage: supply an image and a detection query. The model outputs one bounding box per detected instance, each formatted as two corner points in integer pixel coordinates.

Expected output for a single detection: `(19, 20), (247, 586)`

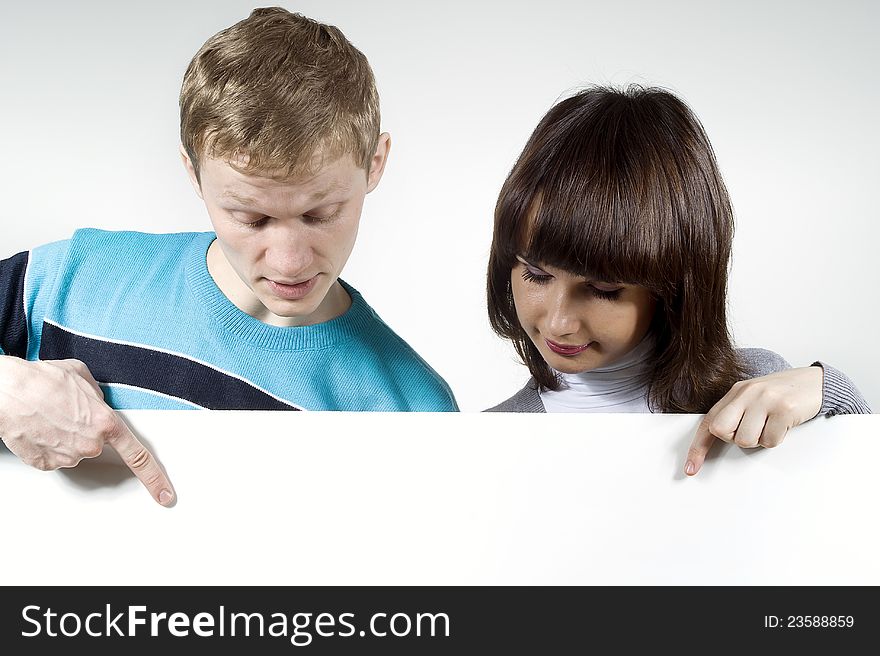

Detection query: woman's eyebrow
(517, 254), (625, 286)
(515, 254), (539, 265)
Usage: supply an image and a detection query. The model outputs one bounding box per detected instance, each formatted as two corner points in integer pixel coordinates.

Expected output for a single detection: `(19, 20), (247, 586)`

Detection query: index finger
(685, 417), (715, 476)
(103, 415), (175, 507)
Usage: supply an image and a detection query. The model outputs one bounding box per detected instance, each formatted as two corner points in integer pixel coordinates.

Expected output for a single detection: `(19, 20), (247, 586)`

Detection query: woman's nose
(544, 289), (581, 338)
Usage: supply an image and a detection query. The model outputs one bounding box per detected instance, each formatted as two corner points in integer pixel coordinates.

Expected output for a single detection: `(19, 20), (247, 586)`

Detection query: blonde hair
(179, 7), (380, 181)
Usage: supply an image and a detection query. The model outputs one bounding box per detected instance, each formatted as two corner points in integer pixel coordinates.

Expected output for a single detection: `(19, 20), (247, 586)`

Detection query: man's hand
(0, 356), (175, 506)
(685, 366), (823, 476)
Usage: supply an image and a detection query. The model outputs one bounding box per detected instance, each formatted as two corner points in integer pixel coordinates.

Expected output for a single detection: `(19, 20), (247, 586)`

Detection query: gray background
(2, 0), (877, 411)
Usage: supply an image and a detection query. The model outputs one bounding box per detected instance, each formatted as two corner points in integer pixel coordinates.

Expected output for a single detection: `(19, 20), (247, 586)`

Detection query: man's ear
(366, 132), (391, 194)
(180, 145), (204, 200)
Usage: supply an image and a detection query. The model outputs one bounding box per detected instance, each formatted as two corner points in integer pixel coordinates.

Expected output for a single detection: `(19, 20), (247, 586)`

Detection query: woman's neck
(540, 335), (654, 413)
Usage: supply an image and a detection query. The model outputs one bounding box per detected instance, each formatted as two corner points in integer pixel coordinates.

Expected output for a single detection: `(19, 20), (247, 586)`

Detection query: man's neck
(205, 239), (351, 327)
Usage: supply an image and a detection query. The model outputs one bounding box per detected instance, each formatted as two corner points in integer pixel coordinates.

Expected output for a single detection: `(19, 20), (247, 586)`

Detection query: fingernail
(685, 461), (695, 476)
(159, 490), (174, 505)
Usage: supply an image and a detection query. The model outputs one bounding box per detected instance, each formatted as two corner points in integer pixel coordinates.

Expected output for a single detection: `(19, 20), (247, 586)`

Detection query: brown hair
(179, 7), (380, 181)
(487, 85), (746, 413)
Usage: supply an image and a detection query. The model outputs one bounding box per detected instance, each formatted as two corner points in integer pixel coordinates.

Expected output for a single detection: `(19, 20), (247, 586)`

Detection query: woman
(485, 85), (870, 473)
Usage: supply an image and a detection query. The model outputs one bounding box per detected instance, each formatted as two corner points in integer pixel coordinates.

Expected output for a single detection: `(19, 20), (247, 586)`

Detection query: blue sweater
(0, 229), (458, 411)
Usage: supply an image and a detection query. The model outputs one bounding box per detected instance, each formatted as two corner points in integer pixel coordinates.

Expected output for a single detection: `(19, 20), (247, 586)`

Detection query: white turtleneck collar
(539, 335), (654, 413)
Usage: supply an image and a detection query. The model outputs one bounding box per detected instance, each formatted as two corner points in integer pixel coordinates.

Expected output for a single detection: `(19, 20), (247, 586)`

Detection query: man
(0, 8), (458, 507)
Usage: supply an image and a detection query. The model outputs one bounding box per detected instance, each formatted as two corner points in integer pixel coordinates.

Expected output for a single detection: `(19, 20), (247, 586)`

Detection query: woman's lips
(266, 275), (318, 300)
(545, 338), (592, 356)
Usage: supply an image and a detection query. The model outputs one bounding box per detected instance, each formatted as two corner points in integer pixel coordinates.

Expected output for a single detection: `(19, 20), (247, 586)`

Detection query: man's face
(182, 137), (389, 326)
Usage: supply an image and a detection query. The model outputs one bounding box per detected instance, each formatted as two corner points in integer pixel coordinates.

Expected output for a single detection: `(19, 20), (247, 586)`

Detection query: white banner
(2, 412), (877, 585)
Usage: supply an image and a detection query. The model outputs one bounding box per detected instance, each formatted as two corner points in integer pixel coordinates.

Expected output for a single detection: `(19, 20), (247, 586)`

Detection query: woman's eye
(520, 264), (552, 285)
(589, 285), (623, 301)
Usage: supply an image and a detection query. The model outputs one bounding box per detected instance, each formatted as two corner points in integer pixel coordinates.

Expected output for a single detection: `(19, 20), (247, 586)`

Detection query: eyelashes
(520, 266), (552, 285)
(303, 211), (339, 224)
(518, 264), (623, 301)
(589, 287), (623, 301)
(236, 211), (339, 228)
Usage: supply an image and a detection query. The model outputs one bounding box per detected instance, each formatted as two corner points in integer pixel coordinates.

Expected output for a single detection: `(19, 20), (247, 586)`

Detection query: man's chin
(250, 289), (321, 324)
(255, 278), (347, 326)
(264, 298), (321, 318)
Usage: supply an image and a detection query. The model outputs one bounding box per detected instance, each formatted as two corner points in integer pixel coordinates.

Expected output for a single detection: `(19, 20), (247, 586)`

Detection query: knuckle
(127, 446), (153, 471)
(142, 469), (165, 488)
(707, 420), (733, 441)
(757, 386), (780, 404)
(58, 455), (81, 469)
(94, 412), (119, 440)
(30, 456), (54, 472)
(81, 440), (103, 459)
(1, 429), (23, 446)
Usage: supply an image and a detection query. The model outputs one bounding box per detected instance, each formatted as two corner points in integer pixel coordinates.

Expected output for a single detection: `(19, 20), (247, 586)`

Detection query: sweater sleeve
(0, 251), (30, 357)
(812, 361), (872, 416)
(1, 239), (74, 360)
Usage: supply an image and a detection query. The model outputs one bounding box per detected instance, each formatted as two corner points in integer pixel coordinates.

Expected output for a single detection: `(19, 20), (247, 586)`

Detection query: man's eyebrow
(220, 190), (259, 206)
(308, 181), (350, 202)
(220, 184), (350, 207)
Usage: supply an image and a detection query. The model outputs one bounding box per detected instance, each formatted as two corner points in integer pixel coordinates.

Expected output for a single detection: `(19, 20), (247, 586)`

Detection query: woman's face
(511, 255), (657, 374)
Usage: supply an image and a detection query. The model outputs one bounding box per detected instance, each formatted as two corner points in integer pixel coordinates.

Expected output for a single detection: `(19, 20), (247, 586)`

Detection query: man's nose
(264, 223), (314, 278)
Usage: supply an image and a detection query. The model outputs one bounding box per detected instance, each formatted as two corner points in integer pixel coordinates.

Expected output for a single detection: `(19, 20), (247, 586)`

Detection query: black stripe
(39, 322), (299, 410)
(0, 251), (29, 358)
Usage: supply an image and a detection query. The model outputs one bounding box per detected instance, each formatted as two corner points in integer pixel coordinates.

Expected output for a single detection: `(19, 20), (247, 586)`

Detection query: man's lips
(545, 338), (592, 356)
(265, 275), (318, 300)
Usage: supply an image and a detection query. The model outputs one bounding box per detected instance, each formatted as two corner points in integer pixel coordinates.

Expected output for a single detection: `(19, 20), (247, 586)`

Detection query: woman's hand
(684, 366), (823, 476)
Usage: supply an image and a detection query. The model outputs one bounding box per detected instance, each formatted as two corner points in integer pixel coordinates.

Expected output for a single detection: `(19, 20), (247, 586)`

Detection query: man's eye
(303, 210), (338, 223)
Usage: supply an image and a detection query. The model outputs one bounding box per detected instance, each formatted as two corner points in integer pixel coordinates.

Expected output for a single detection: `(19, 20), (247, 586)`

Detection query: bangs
(522, 180), (673, 291)
(499, 87), (708, 294)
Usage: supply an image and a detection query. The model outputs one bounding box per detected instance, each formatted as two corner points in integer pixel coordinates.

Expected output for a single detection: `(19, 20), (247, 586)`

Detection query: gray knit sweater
(486, 348), (872, 415)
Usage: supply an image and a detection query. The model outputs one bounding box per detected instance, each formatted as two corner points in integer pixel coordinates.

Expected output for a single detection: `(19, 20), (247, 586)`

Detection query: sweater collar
(184, 233), (375, 351)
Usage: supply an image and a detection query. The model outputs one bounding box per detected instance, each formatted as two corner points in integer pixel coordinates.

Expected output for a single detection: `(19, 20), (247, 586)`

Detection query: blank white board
(1, 411), (877, 585)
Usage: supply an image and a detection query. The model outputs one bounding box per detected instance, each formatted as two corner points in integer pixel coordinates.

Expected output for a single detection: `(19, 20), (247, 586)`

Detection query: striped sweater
(0, 229), (458, 411)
